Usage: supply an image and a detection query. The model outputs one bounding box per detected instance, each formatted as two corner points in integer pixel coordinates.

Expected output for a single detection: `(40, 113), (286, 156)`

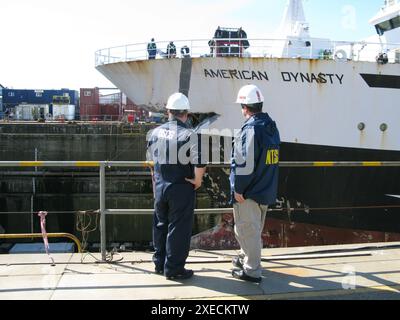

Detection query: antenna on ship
(279, 0), (310, 38)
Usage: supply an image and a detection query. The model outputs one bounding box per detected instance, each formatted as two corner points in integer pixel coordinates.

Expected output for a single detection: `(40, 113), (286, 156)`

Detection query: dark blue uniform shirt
(147, 119), (206, 191)
(230, 112), (281, 206)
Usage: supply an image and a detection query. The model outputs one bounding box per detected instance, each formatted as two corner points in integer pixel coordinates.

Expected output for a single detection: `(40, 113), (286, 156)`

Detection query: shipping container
(79, 88), (100, 120)
(78, 89), (149, 121)
(80, 88), (124, 121)
(101, 104), (120, 121)
(80, 104), (101, 121)
(80, 88), (100, 106)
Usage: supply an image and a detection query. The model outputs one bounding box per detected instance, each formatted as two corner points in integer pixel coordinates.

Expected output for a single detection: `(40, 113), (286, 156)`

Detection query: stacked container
(79, 88), (100, 120)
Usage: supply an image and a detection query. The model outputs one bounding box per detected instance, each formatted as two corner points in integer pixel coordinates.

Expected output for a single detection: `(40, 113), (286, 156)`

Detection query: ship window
(391, 16), (400, 29)
(376, 20), (392, 35)
(375, 16), (400, 35)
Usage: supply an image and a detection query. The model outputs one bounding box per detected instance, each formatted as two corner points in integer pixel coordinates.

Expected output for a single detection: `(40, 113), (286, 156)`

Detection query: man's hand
(235, 193), (246, 204)
(186, 167), (207, 191)
(186, 177), (202, 190)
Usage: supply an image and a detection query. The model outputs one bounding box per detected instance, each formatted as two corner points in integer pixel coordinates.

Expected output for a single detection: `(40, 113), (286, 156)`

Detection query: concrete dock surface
(1, 242), (400, 300)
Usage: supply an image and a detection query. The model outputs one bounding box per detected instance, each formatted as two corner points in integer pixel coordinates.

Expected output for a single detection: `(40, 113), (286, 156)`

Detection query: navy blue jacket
(230, 113), (280, 205)
(147, 119), (206, 191)
(147, 42), (157, 57)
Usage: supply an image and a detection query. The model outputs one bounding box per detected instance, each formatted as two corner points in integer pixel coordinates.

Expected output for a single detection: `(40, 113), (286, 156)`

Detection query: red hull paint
(191, 213), (400, 250)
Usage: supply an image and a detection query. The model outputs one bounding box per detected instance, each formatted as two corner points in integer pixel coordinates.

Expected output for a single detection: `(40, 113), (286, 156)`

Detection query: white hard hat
(236, 85), (265, 105)
(166, 93), (191, 111)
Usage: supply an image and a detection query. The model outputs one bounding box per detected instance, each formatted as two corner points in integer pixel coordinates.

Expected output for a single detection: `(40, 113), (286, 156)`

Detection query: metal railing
(2, 160), (400, 261)
(95, 38), (400, 66)
(0, 233), (83, 253)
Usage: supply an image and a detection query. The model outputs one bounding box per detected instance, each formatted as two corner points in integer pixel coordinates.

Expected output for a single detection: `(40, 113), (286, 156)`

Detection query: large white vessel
(96, 0), (400, 241)
(96, 0), (400, 151)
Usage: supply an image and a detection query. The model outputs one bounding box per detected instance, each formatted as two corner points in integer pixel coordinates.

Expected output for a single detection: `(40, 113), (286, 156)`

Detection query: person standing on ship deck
(166, 41), (177, 58)
(147, 38), (157, 60)
(230, 85), (281, 283)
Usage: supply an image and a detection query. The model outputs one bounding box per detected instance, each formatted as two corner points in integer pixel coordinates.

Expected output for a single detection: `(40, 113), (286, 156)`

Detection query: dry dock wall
(0, 122), (214, 245)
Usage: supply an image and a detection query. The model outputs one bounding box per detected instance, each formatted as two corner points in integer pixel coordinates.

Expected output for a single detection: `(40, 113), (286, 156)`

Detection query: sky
(0, 0), (385, 90)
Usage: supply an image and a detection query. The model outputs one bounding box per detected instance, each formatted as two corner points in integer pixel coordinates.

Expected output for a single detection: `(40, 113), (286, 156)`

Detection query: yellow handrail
(0, 233), (82, 253)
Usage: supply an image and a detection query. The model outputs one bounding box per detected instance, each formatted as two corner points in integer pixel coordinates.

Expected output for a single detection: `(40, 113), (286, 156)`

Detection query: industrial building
(0, 87), (151, 122)
(1, 88), (79, 121)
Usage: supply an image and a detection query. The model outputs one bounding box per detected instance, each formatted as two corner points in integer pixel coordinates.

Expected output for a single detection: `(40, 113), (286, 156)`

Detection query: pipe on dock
(0, 233), (83, 253)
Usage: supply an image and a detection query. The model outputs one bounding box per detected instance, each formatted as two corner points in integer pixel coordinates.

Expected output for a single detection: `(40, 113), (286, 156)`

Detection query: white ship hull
(96, 57), (400, 236)
(97, 57), (400, 152)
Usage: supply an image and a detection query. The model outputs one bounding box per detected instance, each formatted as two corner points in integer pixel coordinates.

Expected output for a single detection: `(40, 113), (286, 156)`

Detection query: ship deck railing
(95, 38), (400, 66)
(1, 160), (400, 261)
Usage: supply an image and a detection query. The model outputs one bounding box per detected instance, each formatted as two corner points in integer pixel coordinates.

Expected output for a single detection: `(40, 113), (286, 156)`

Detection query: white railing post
(350, 42), (354, 61)
(286, 40), (290, 58)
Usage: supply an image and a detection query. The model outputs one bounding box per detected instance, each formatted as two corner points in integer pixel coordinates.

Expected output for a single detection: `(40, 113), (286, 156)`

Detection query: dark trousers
(148, 50), (156, 59)
(153, 184), (195, 277)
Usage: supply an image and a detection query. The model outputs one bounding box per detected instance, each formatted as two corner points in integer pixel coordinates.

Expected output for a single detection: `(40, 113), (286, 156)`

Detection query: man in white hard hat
(147, 93), (207, 280)
(230, 84), (280, 283)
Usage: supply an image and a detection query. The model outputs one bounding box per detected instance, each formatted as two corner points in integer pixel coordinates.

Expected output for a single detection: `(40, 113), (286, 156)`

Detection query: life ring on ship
(334, 49), (348, 61)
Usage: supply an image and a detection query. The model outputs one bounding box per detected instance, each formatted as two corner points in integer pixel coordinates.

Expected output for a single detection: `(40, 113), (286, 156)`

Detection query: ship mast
(279, 0), (310, 38)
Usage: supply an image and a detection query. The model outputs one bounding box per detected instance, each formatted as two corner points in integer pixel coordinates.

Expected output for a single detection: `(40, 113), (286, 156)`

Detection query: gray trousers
(233, 199), (268, 278)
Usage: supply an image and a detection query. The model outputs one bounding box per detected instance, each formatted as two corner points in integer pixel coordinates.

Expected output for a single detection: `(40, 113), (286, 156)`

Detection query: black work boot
(154, 267), (164, 275)
(166, 269), (194, 281)
(232, 269), (262, 283)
